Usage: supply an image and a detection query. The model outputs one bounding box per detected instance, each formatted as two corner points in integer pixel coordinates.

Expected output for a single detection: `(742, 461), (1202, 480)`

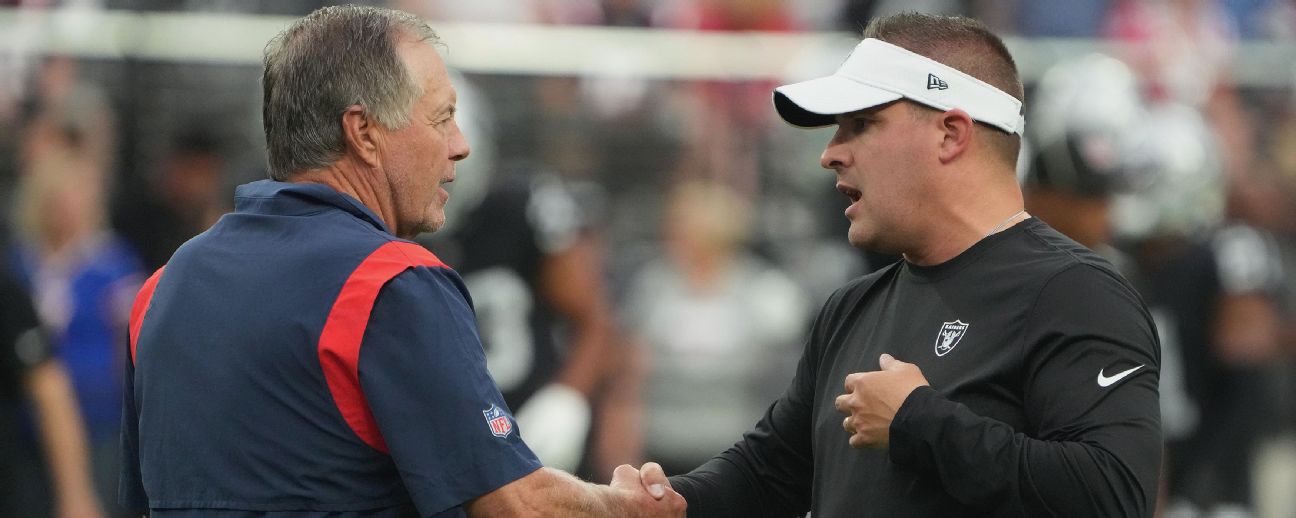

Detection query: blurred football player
(421, 72), (619, 476)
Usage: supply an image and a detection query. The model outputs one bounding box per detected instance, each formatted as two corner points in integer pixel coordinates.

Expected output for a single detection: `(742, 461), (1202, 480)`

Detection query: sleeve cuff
(410, 445), (543, 516)
(888, 385), (942, 470)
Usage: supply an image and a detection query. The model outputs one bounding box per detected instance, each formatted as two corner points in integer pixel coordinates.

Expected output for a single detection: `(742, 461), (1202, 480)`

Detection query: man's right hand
(611, 462), (687, 517)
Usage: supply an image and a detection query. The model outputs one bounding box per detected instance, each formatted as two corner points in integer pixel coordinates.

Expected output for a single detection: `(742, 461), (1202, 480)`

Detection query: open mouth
(837, 183), (862, 203)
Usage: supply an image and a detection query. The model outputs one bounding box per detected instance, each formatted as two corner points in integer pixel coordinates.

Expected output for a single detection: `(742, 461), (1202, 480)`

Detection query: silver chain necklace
(984, 210), (1027, 238)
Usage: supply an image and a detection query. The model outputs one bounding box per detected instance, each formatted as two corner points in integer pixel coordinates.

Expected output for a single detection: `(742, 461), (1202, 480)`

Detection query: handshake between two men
(607, 353), (931, 518)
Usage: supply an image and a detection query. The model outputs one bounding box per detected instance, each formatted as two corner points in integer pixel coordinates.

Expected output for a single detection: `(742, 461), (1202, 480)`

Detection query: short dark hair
(261, 5), (438, 180)
(863, 12), (1023, 165)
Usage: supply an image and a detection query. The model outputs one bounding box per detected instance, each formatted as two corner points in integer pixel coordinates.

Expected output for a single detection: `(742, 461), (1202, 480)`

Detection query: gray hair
(261, 5), (439, 180)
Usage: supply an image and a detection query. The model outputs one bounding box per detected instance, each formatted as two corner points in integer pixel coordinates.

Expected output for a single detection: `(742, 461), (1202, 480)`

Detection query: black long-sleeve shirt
(671, 218), (1161, 517)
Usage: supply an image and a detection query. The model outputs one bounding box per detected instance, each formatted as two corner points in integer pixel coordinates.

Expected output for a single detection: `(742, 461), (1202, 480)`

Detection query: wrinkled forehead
(397, 35), (455, 102)
(397, 35), (444, 81)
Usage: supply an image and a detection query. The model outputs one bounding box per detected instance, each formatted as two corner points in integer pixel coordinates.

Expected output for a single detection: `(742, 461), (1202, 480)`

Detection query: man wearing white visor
(661, 13), (1162, 517)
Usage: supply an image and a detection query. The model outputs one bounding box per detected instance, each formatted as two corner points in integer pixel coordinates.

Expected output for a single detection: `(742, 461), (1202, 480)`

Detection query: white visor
(774, 38), (1025, 135)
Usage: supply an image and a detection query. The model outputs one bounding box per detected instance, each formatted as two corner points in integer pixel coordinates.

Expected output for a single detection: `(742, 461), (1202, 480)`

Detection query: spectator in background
(623, 179), (807, 475)
(7, 56), (140, 518)
(8, 148), (142, 518)
(114, 130), (230, 270)
(656, 0), (798, 198)
(1104, 0), (1238, 107)
(1, 271), (103, 518)
(19, 57), (115, 175)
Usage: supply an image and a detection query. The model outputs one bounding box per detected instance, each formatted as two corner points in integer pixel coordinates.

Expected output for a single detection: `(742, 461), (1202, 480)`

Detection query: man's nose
(449, 122), (470, 161)
(820, 145), (844, 171)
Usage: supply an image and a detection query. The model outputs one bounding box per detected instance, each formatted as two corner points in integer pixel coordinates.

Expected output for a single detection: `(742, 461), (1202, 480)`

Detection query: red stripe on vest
(129, 267), (166, 366)
(319, 241), (446, 453)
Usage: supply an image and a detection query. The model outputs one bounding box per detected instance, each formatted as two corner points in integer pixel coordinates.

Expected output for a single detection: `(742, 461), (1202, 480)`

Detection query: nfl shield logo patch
(934, 320), (969, 356)
(483, 404), (514, 438)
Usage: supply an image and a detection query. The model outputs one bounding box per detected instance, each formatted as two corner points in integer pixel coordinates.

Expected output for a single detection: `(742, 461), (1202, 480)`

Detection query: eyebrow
(835, 110), (879, 125)
(443, 91), (458, 117)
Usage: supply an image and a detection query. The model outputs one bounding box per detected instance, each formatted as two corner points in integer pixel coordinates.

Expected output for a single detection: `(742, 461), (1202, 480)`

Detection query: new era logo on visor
(927, 73), (949, 90)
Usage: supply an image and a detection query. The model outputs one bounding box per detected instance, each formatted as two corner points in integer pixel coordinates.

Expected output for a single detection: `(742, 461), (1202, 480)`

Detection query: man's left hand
(835, 353), (930, 449)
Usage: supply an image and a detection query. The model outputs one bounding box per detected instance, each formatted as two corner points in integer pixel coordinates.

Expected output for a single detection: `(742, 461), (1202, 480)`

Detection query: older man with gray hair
(119, 5), (683, 517)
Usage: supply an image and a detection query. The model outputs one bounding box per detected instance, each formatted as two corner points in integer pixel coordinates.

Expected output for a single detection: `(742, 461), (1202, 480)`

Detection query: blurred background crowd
(1, 0), (1295, 517)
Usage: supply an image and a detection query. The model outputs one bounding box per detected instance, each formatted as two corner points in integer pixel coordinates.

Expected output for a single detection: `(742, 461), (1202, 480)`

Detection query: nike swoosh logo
(1097, 365), (1144, 388)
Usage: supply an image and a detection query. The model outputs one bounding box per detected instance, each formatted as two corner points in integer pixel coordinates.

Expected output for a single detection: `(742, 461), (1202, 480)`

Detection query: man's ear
(341, 105), (382, 168)
(937, 109), (974, 165)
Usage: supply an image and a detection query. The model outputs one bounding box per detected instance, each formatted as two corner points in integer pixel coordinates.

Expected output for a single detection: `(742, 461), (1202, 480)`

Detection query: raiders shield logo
(934, 320), (969, 356)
